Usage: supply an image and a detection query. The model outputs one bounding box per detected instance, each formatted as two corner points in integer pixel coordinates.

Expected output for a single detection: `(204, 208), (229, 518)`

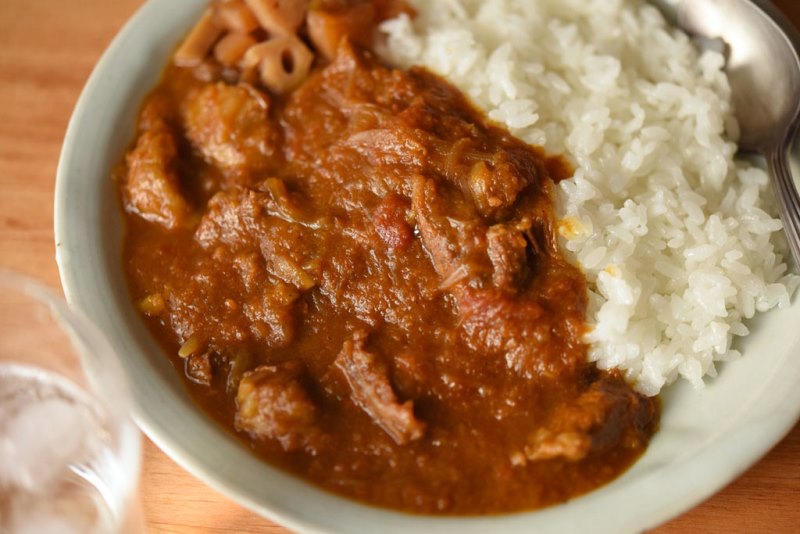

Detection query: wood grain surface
(0, 1), (798, 532)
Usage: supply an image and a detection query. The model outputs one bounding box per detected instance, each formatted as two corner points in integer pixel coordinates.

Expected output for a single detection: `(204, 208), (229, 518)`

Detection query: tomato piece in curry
(117, 0), (659, 515)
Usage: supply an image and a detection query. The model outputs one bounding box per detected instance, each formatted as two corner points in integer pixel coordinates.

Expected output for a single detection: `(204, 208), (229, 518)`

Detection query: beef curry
(118, 0), (658, 514)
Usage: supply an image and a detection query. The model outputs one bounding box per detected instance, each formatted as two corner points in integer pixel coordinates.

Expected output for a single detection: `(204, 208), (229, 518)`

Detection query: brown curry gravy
(118, 12), (658, 514)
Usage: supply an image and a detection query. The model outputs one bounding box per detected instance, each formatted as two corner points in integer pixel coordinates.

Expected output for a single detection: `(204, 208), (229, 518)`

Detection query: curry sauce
(118, 0), (658, 514)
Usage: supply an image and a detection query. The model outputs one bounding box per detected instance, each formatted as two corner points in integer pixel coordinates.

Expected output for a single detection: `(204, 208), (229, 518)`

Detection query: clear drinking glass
(0, 270), (142, 533)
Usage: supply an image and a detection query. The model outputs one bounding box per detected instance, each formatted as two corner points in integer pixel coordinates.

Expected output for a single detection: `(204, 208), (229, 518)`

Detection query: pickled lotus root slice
(214, 0), (260, 33)
(307, 3), (376, 60)
(174, 8), (224, 67)
(214, 32), (259, 67)
(241, 36), (314, 94)
(244, 0), (309, 36)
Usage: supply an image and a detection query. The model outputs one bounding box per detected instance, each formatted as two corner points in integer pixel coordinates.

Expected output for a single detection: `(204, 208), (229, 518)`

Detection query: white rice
(379, 0), (800, 395)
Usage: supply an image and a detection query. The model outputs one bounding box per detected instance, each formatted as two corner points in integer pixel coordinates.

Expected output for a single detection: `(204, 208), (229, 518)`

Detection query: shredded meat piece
(195, 184), (315, 250)
(242, 274), (301, 348)
(487, 222), (531, 293)
(412, 175), (581, 379)
(235, 362), (318, 451)
(185, 351), (213, 386)
(195, 186), (318, 290)
(335, 330), (426, 445)
(411, 175), (486, 281)
(342, 128), (428, 169)
(373, 192), (413, 251)
(524, 376), (657, 462)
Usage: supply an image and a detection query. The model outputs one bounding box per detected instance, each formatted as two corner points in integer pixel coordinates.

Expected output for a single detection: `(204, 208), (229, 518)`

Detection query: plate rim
(54, 1), (800, 532)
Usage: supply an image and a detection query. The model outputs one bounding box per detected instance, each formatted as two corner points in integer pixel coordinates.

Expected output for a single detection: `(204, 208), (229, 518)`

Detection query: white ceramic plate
(55, 1), (800, 532)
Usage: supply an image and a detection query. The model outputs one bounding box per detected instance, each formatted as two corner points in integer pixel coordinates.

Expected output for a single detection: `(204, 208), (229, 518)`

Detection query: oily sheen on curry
(117, 0), (658, 514)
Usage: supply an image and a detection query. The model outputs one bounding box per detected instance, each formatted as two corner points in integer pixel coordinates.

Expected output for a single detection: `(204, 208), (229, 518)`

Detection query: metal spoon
(651, 0), (800, 265)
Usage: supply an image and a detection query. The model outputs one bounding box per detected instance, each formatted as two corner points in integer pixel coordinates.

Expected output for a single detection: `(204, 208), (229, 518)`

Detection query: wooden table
(0, 1), (798, 532)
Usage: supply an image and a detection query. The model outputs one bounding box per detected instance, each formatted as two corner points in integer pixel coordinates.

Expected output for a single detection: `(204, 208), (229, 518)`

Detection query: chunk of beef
(241, 273), (301, 348)
(335, 330), (425, 445)
(316, 228), (445, 330)
(192, 185), (318, 349)
(458, 288), (576, 379)
(411, 175), (487, 284)
(235, 362), (318, 451)
(185, 351), (213, 386)
(411, 177), (460, 278)
(122, 122), (191, 229)
(486, 222), (530, 293)
(195, 185), (319, 291)
(467, 156), (528, 218)
(195, 187), (270, 251)
(524, 376), (657, 462)
(182, 82), (280, 181)
(412, 173), (584, 379)
(373, 192), (413, 251)
(342, 128), (428, 170)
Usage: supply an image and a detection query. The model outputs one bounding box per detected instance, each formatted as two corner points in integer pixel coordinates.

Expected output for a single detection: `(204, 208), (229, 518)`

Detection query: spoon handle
(767, 142), (800, 267)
